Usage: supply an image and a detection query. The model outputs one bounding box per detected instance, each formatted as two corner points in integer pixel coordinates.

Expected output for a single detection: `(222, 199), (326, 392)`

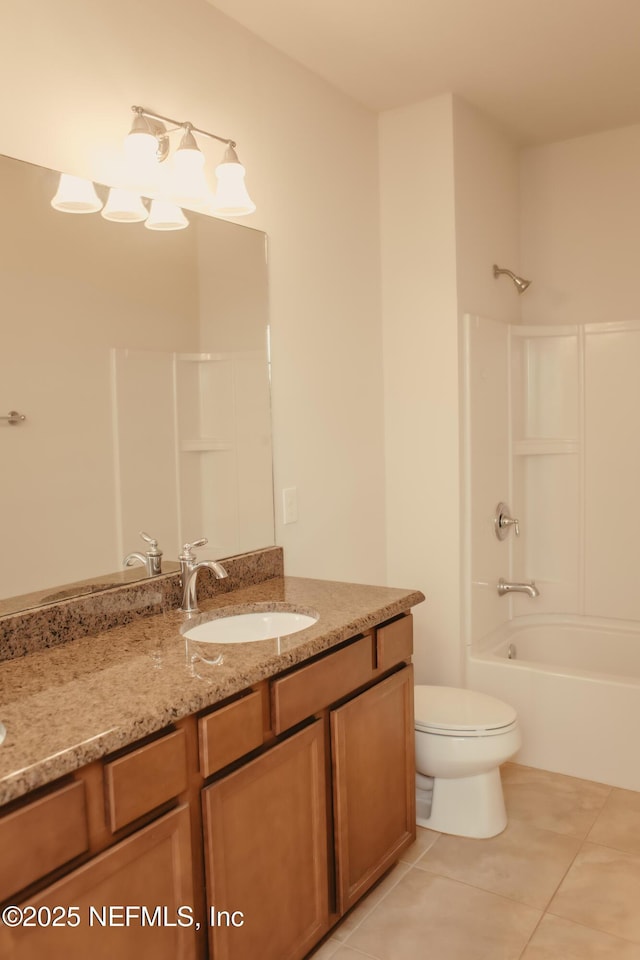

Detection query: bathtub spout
(497, 578), (540, 598)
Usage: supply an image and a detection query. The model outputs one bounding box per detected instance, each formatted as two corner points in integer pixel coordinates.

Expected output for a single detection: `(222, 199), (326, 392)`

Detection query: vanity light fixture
(51, 174), (103, 214)
(50, 104), (255, 231)
(124, 105), (255, 216)
(145, 199), (189, 231)
(101, 187), (148, 223)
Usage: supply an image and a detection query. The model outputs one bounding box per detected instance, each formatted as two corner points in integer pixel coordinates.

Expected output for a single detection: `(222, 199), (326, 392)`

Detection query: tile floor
(310, 763), (640, 959)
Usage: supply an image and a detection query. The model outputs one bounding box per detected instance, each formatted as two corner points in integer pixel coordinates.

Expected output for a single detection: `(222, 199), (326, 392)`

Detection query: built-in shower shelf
(513, 439), (579, 456)
(181, 439), (233, 452)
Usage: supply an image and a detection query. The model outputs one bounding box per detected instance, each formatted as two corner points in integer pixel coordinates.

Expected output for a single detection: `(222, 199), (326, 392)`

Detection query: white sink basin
(182, 610), (318, 644)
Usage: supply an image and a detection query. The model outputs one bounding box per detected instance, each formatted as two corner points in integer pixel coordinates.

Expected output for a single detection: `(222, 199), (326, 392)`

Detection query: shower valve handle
(495, 503), (520, 540)
(501, 516), (520, 536)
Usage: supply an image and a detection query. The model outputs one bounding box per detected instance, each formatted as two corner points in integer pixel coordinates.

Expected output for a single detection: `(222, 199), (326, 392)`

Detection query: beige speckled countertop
(0, 576), (424, 807)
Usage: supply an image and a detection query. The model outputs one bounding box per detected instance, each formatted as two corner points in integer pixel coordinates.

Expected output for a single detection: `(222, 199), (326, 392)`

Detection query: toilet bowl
(414, 685), (521, 839)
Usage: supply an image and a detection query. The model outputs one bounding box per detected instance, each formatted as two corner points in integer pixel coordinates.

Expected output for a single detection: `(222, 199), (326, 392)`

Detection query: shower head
(493, 264), (531, 294)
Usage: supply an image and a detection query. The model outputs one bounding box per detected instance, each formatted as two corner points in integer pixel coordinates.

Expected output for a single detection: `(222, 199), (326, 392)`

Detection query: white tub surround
(463, 315), (640, 790)
(469, 615), (640, 790)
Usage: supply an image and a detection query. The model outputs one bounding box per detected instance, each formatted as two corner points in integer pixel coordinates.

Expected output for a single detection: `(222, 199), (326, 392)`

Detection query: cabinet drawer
(105, 729), (187, 832)
(271, 635), (375, 734)
(0, 780), (88, 901)
(199, 689), (265, 778)
(376, 614), (413, 672)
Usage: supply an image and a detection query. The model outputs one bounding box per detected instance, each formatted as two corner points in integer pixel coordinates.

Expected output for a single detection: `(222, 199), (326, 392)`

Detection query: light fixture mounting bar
(131, 106), (235, 148)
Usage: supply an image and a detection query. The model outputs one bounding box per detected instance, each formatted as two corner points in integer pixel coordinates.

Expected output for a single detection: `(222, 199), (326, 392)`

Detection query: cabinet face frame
(331, 665), (416, 914)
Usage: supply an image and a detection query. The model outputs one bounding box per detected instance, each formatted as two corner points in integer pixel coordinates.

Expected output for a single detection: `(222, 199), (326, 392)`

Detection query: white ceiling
(207, 0), (640, 144)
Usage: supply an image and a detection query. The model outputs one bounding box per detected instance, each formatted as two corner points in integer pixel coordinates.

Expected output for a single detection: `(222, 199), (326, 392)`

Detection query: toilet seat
(414, 685), (518, 738)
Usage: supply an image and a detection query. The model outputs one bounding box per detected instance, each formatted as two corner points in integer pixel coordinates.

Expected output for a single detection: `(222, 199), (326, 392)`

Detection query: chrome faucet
(179, 538), (229, 614)
(123, 531), (163, 577)
(497, 577), (540, 598)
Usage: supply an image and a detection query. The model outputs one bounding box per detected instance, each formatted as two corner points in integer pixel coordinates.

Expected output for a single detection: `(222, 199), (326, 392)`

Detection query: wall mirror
(0, 153), (274, 616)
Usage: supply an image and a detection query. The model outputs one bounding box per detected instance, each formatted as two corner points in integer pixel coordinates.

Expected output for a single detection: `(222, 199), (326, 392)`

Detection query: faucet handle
(140, 531), (158, 548)
(495, 502), (520, 540)
(501, 515), (520, 536)
(139, 531), (162, 557)
(180, 538), (208, 561)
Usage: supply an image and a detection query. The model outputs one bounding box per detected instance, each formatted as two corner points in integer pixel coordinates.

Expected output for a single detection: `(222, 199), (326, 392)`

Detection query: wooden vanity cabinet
(0, 610), (416, 960)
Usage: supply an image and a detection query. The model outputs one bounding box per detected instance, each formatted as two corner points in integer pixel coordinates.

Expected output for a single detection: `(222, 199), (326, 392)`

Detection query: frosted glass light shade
(172, 133), (213, 204)
(124, 128), (159, 166)
(101, 188), (148, 222)
(144, 199), (188, 231)
(212, 157), (255, 217)
(51, 174), (103, 213)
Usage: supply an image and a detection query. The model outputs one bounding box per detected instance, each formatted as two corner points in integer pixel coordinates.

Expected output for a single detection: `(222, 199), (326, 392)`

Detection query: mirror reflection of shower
(492, 264), (531, 294)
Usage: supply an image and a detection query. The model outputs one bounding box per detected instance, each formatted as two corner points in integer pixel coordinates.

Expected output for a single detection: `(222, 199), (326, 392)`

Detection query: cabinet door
(0, 805), (196, 960)
(202, 719), (328, 960)
(332, 665), (415, 913)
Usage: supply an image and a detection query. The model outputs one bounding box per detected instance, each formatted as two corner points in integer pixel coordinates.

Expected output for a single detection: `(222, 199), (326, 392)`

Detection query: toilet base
(416, 768), (507, 839)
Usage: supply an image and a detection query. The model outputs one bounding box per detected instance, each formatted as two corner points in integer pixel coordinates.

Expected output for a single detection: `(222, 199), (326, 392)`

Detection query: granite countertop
(0, 575), (424, 807)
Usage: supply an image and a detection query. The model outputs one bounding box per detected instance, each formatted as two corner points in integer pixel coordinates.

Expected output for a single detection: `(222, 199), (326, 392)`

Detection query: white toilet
(414, 685), (521, 839)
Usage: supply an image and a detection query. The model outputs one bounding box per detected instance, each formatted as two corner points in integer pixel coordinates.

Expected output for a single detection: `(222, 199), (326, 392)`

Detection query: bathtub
(467, 615), (640, 791)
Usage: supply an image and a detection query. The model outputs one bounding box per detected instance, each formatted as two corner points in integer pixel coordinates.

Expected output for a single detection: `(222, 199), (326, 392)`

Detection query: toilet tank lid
(414, 685), (517, 732)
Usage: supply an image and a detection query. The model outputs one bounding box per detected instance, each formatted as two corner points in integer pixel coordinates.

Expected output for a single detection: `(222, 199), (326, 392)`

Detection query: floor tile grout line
(582, 835), (640, 860)
(395, 866), (547, 914)
(504, 811), (607, 842)
(335, 861), (415, 944)
(515, 906), (548, 960)
(536, 832), (588, 914)
(335, 946), (384, 960)
(582, 783), (615, 839)
(543, 906), (640, 947)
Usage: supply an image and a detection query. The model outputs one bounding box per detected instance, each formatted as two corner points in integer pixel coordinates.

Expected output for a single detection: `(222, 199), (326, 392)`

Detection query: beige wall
(380, 95), (459, 684)
(453, 99), (521, 325)
(380, 95), (520, 685)
(453, 100), (521, 661)
(521, 123), (640, 326)
(0, 0), (386, 584)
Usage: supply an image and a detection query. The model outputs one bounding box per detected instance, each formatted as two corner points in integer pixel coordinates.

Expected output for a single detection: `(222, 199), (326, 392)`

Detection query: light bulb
(144, 199), (189, 231)
(51, 174), (103, 214)
(211, 146), (255, 217)
(101, 188), (148, 223)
